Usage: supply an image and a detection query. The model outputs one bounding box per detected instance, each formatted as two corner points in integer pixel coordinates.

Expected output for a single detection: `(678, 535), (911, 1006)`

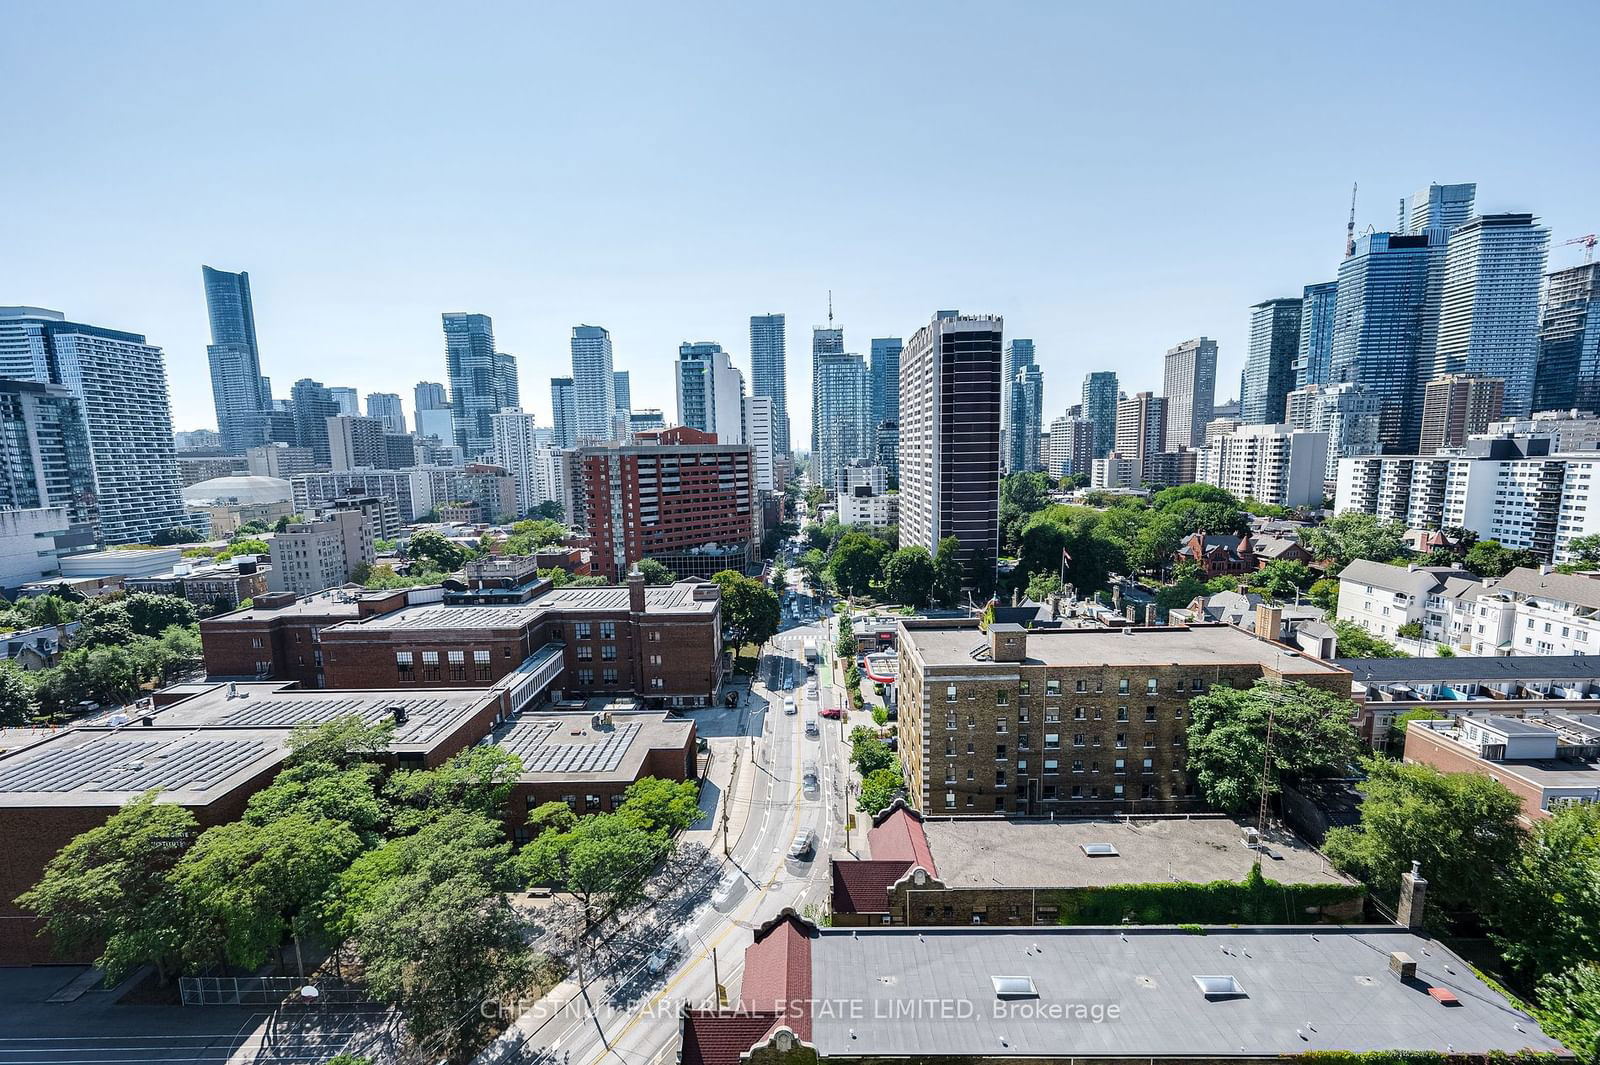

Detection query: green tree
(1184, 680), (1362, 814)
(0, 661), (38, 725)
(882, 546), (934, 608)
(216, 538), (271, 561)
(174, 812), (364, 973)
(1154, 561), (1210, 613)
(1536, 963), (1600, 1063)
(1014, 506), (1125, 599)
(1332, 621), (1406, 658)
(516, 813), (662, 930)
(242, 761), (386, 839)
(617, 777), (701, 835)
(534, 499), (564, 521)
(836, 611), (857, 659)
(828, 532), (890, 598)
(151, 526), (204, 546)
(799, 548), (827, 588)
(932, 536), (964, 607)
(858, 766), (904, 815)
(405, 529), (469, 573)
(999, 472), (1052, 555)
(286, 713), (396, 767)
(1251, 560), (1311, 602)
(384, 746), (523, 833)
(1565, 534), (1600, 566)
(52, 643), (146, 707)
(1307, 577), (1340, 613)
(73, 599), (135, 649)
(710, 570), (780, 648)
(1395, 620), (1423, 640)
(351, 826), (527, 1063)
(634, 558), (677, 585)
(1390, 707), (1443, 739)
(1495, 803), (1600, 979)
(151, 624), (203, 680)
(1299, 513), (1408, 573)
(503, 518), (568, 555)
(1024, 570), (1062, 604)
(1463, 538), (1540, 579)
(849, 727), (895, 775)
(1323, 757), (1525, 925)
(16, 790), (195, 982)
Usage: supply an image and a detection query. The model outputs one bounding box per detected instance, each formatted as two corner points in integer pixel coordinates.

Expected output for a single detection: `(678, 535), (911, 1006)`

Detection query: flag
(1061, 548), (1073, 564)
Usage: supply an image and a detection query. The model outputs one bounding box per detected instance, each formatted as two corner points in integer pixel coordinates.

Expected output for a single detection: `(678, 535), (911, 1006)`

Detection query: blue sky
(5, 2), (1598, 443)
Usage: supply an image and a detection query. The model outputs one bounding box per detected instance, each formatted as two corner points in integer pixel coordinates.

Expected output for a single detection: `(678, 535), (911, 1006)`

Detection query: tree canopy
(883, 546), (934, 608)
(634, 558), (677, 585)
(711, 570), (780, 648)
(405, 529), (469, 573)
(1323, 757), (1525, 926)
(1331, 621), (1406, 659)
(1184, 681), (1362, 814)
(1299, 512), (1407, 573)
(932, 537), (964, 607)
(1462, 538), (1540, 579)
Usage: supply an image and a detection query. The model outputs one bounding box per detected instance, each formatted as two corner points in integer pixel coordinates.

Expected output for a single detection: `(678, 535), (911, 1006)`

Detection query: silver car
(787, 827), (816, 859)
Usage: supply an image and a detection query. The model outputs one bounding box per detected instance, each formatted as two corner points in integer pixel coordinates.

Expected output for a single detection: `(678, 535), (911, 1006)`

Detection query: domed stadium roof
(181, 475), (294, 506)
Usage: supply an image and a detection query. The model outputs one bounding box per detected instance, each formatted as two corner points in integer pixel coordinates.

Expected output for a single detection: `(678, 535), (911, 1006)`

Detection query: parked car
(783, 696), (797, 715)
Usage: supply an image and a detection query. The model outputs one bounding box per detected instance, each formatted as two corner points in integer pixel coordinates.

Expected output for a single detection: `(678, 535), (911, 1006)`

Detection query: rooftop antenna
(1344, 182), (1358, 258)
(827, 290), (834, 328)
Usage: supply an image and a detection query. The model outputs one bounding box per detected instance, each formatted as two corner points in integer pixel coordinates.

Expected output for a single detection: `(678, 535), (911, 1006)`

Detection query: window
(650, 677), (664, 689)
(1116, 706), (1128, 722)
(599, 622), (615, 639)
(396, 651), (414, 682)
(996, 718), (1008, 734)
(577, 645), (593, 661)
(1044, 708), (1060, 723)
(1113, 784), (1124, 797)
(945, 715), (957, 730)
(448, 650), (465, 681)
(577, 669), (594, 685)
(1047, 679), (1062, 696)
(603, 669), (618, 684)
(561, 794), (578, 810)
(966, 741), (975, 754)
(995, 744), (1007, 760)
(1070, 785), (1082, 798)
(1075, 707), (1087, 720)
(1116, 733), (1127, 749)
(575, 622), (592, 639)
(1146, 678), (1157, 694)
(586, 794), (602, 812)
(1045, 733), (1060, 749)
(945, 738), (955, 756)
(1071, 759), (1084, 773)
(1018, 680), (1030, 695)
(250, 636), (264, 649)
(1018, 734), (1030, 750)
(995, 690), (1009, 706)
(1075, 679), (1086, 693)
(1114, 758), (1125, 774)
(649, 654), (662, 665)
(1145, 706), (1157, 722)
(1044, 759), (1059, 774)
(1143, 758), (1153, 773)
(946, 684), (958, 702)
(647, 630), (661, 643)
(995, 770), (1007, 788)
(1118, 679), (1129, 694)
(474, 649), (491, 680)
(601, 645), (617, 661)
(945, 791), (956, 807)
(1072, 733), (1085, 747)
(1144, 734), (1156, 748)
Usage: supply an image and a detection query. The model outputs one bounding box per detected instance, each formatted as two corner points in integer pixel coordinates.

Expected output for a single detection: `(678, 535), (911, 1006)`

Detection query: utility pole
(724, 744), (740, 856)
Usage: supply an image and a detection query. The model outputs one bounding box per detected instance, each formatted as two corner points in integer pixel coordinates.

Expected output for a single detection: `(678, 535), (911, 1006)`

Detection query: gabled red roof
(830, 858), (913, 914)
(866, 804), (937, 875)
(738, 913), (813, 1040)
(680, 1011), (784, 1065)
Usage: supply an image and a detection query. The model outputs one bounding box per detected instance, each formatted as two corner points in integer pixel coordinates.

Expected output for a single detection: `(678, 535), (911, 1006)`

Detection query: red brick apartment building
(201, 558), (723, 709)
(569, 427), (758, 581)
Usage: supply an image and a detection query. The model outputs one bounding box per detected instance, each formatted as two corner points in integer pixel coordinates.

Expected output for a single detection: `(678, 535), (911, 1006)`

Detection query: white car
(783, 696), (797, 715)
(787, 828), (816, 859)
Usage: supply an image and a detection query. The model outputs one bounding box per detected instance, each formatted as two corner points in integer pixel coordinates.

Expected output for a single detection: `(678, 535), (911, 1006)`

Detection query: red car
(819, 706), (841, 719)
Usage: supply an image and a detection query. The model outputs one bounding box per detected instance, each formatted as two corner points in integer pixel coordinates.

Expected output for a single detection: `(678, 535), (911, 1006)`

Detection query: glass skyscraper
(676, 342), (745, 443)
(1330, 231), (1441, 452)
(1161, 337), (1217, 448)
(550, 377), (577, 448)
(570, 324), (616, 443)
(750, 313), (789, 457)
(1404, 182), (1477, 234)
(443, 312), (510, 456)
(811, 351), (871, 491)
(1533, 262), (1600, 414)
(1082, 371), (1119, 458)
(1428, 213), (1550, 417)
(0, 377), (98, 535)
(1241, 301), (1301, 424)
(202, 265), (272, 454)
(1294, 281), (1338, 388)
(1006, 362), (1044, 474)
(290, 378), (340, 466)
(870, 337), (902, 427)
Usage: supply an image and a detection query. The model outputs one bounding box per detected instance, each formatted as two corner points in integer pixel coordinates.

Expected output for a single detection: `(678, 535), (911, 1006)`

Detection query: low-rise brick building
(831, 802), (1359, 927)
(201, 558), (723, 708)
(896, 619), (1351, 817)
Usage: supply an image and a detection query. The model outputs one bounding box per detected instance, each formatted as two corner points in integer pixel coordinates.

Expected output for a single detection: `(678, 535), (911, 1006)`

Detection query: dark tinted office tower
(291, 378), (339, 466)
(900, 311), (1002, 591)
(1161, 337), (1217, 448)
(1082, 371), (1119, 458)
(870, 337), (902, 426)
(1330, 231), (1442, 452)
(1295, 281), (1338, 388)
(750, 314), (789, 456)
(442, 312), (500, 455)
(1006, 362), (1044, 474)
(0, 378), (98, 535)
(550, 377), (577, 448)
(1241, 302), (1301, 423)
(1533, 263), (1600, 414)
(202, 265), (272, 453)
(613, 370), (631, 415)
(1428, 214), (1550, 417)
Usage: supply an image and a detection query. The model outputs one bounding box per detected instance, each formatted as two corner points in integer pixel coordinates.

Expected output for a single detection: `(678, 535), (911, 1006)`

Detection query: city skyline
(7, 4), (1596, 448)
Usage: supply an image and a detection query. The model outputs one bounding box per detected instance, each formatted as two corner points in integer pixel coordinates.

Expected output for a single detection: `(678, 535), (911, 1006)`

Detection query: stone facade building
(895, 620), (1350, 817)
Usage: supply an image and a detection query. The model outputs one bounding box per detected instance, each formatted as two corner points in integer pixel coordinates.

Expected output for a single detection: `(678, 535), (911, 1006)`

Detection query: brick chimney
(1397, 860), (1427, 929)
(989, 624), (1027, 662)
(627, 565), (646, 613)
(1255, 603), (1282, 640)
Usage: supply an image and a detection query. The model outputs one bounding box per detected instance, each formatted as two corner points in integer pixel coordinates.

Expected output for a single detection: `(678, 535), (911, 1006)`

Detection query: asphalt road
(484, 609), (848, 1065)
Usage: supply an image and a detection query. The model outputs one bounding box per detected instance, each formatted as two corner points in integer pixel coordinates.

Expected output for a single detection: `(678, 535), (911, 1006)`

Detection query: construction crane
(1344, 182), (1358, 258)
(1560, 234), (1597, 264)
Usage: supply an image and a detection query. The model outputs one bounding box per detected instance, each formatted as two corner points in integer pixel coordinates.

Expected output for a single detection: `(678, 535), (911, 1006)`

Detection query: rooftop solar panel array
(0, 737), (270, 795)
(211, 694), (460, 743)
(498, 721), (641, 774)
